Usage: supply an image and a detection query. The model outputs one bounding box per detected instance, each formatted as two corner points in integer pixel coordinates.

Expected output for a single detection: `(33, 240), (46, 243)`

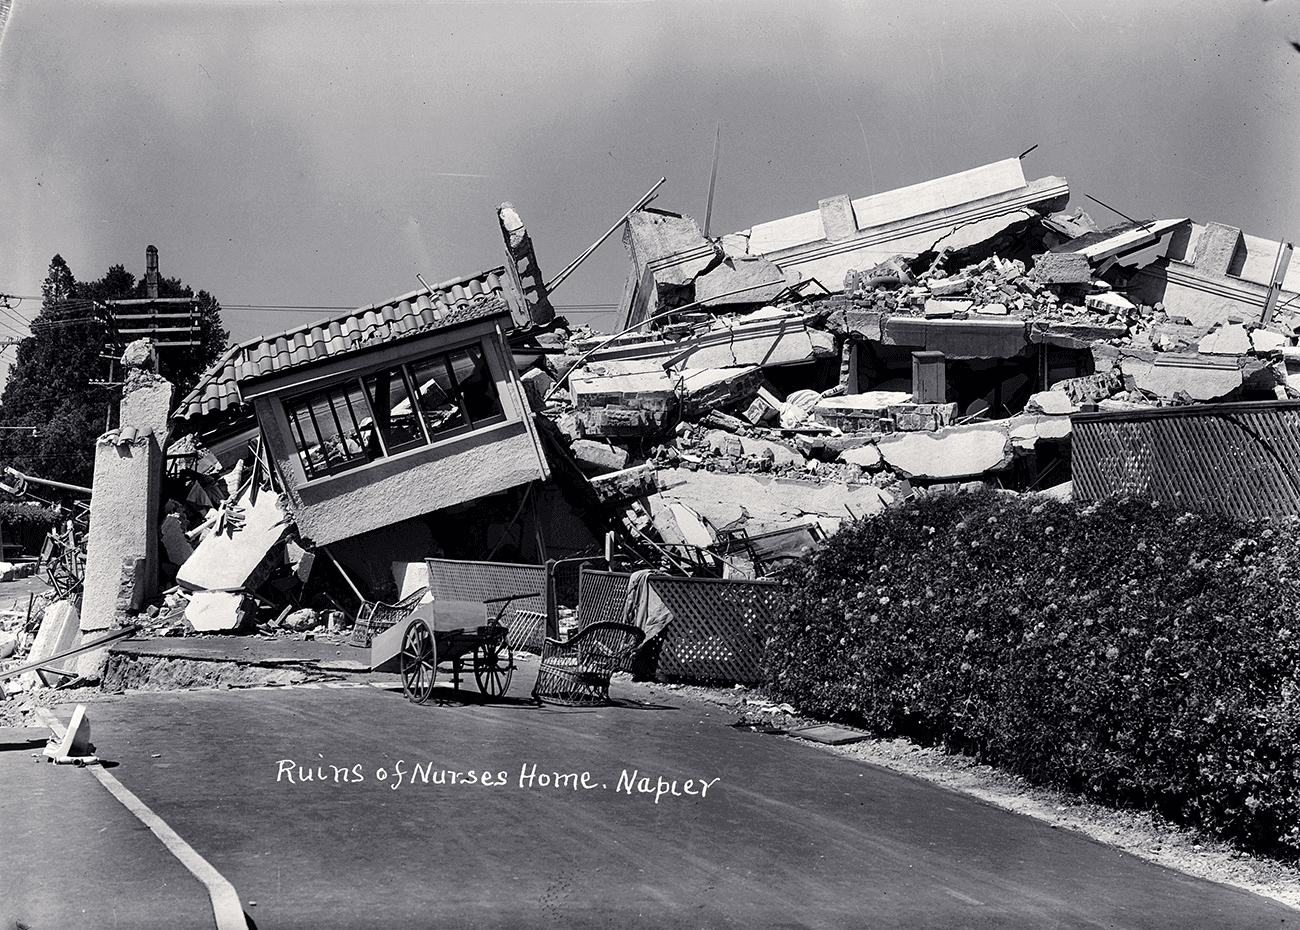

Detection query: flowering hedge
(0, 502), (61, 530)
(766, 491), (1300, 857)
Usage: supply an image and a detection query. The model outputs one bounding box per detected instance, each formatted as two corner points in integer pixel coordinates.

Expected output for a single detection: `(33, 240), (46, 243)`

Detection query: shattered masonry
(4, 153), (1298, 686)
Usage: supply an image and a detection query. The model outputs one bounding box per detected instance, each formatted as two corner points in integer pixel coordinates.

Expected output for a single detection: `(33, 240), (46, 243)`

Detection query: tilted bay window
(285, 342), (506, 480)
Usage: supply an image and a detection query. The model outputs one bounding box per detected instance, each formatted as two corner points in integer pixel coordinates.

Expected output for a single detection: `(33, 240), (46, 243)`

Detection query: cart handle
(482, 592), (541, 604)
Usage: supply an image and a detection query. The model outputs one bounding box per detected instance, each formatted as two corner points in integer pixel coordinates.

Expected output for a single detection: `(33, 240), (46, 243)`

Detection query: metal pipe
(545, 178), (668, 294)
(3, 467), (92, 496)
(541, 278), (789, 404)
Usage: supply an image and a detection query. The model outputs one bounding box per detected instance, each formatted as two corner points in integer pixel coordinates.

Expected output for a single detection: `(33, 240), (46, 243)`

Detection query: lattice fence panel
(425, 559), (548, 653)
(649, 576), (785, 684)
(1073, 401), (1300, 520)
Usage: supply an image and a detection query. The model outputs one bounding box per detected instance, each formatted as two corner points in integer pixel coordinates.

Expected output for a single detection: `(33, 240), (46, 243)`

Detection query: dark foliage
(767, 491), (1300, 858)
(0, 255), (227, 486)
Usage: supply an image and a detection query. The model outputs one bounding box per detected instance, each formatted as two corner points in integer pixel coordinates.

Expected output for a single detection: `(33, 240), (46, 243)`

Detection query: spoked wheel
(473, 635), (514, 698)
(400, 618), (437, 704)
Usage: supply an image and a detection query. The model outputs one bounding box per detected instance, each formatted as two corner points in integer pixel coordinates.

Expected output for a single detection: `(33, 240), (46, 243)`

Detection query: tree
(0, 254), (228, 487)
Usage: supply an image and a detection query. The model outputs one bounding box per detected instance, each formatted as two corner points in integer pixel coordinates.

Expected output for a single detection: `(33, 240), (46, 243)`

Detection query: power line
(221, 304), (358, 313)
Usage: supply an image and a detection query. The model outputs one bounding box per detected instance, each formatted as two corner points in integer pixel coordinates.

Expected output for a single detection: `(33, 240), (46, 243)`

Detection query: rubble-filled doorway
(946, 354), (1038, 419)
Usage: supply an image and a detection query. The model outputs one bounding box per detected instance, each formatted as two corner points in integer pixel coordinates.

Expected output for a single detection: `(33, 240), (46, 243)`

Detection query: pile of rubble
(5, 156), (1298, 682)
(500, 168), (1297, 577)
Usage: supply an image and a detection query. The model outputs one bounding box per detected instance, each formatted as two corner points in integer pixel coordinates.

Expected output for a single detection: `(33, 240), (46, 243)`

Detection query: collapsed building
(510, 156), (1298, 573)
(6, 153), (1298, 685)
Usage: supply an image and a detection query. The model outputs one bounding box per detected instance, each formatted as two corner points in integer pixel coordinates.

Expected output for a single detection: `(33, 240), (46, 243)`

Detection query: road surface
(20, 665), (1294, 930)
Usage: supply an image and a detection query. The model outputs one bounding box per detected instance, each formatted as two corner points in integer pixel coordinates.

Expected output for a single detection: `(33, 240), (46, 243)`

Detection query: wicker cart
(383, 592), (537, 705)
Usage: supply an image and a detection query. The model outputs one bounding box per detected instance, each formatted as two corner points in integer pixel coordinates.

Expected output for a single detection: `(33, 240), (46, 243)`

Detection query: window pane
(287, 381), (373, 477)
(363, 366), (425, 453)
(409, 355), (468, 437)
(286, 403), (325, 479)
(447, 346), (503, 425)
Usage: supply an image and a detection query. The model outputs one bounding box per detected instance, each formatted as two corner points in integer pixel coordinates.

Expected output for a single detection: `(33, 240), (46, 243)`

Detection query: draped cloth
(622, 569), (673, 643)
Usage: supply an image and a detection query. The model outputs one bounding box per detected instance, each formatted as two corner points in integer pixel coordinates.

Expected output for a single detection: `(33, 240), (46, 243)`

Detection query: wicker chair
(531, 621), (646, 706)
(348, 587), (429, 648)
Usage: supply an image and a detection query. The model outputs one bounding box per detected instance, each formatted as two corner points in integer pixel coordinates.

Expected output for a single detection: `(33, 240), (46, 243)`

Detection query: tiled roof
(175, 269), (511, 424)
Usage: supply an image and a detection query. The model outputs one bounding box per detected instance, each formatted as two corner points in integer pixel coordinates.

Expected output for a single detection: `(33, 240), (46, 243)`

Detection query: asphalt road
(33, 664), (1295, 930)
(0, 726), (213, 929)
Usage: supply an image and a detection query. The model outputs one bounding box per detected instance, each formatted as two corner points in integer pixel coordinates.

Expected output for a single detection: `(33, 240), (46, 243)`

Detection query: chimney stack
(146, 245), (159, 299)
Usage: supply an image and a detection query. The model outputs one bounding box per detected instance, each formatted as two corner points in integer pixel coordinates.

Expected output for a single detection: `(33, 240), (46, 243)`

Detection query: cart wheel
(473, 637), (514, 698)
(400, 618), (437, 704)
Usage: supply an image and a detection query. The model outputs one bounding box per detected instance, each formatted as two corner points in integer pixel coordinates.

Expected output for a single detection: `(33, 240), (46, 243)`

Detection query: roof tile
(174, 268), (511, 425)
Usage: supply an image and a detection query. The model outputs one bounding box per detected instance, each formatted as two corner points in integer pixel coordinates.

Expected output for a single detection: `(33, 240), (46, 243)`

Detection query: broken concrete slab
(1198, 323), (1252, 356)
(570, 439), (630, 475)
(177, 484), (292, 593)
(185, 590), (253, 632)
(160, 513), (193, 566)
(1009, 414), (1073, 450)
(651, 468), (893, 537)
(693, 256), (790, 307)
(844, 309), (883, 341)
(1134, 355), (1244, 402)
(652, 500), (717, 549)
(589, 463), (658, 503)
(570, 369), (679, 438)
(1031, 251), (1092, 284)
(623, 210), (718, 287)
(1026, 391), (1080, 416)
(838, 445), (883, 469)
(876, 421), (1013, 480)
(677, 367), (764, 417)
(1252, 329), (1289, 353)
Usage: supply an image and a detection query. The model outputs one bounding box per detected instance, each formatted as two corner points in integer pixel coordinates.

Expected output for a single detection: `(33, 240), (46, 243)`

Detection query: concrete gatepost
(120, 368), (174, 444)
(76, 428), (162, 679)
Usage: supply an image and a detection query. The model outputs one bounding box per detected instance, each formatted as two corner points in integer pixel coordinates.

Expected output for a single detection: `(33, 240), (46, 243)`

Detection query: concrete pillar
(76, 429), (161, 678)
(1191, 223), (1243, 277)
(498, 203), (555, 327)
(120, 368), (174, 442)
(819, 195), (858, 243)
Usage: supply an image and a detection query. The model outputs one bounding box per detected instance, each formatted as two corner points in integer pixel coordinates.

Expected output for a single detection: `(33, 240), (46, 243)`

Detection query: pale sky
(1, 0), (1298, 352)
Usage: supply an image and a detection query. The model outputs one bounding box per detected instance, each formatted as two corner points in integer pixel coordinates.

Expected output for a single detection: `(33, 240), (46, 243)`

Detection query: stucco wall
(280, 421), (547, 546)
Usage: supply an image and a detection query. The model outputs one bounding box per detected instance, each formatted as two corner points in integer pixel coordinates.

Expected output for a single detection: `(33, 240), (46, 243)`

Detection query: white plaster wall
(287, 423), (548, 547)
